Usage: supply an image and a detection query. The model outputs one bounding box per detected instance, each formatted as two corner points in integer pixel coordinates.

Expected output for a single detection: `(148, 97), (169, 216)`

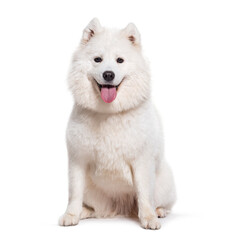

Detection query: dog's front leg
(59, 148), (85, 226)
(133, 154), (161, 230)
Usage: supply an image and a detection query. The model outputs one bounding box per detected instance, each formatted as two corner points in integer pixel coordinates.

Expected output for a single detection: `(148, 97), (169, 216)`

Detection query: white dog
(59, 18), (176, 230)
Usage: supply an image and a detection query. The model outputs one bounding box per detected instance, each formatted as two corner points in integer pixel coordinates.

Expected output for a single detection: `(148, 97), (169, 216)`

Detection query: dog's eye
(116, 58), (124, 63)
(94, 57), (102, 63)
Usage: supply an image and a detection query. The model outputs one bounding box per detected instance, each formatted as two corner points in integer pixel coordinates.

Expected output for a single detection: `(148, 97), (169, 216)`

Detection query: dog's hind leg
(156, 207), (168, 218)
(80, 205), (96, 219)
(154, 161), (176, 216)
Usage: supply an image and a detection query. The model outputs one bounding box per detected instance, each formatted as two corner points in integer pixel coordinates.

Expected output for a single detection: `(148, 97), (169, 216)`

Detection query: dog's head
(68, 18), (150, 113)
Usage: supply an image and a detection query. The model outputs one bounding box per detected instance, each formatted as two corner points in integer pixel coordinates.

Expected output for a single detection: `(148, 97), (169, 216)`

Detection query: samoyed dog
(59, 18), (176, 229)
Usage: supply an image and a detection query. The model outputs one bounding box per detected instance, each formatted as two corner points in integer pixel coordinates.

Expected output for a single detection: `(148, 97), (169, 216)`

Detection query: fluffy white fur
(59, 18), (176, 230)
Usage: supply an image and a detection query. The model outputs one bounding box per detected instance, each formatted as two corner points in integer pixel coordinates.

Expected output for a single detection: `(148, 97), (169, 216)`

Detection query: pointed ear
(122, 23), (141, 46)
(81, 18), (102, 44)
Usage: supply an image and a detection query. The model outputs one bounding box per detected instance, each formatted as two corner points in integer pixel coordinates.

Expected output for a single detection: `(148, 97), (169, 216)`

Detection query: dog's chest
(83, 113), (146, 159)
(72, 112), (148, 189)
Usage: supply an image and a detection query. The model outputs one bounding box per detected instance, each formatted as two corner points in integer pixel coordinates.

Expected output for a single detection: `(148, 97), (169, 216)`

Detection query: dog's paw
(59, 213), (79, 226)
(140, 216), (161, 230)
(156, 207), (168, 218)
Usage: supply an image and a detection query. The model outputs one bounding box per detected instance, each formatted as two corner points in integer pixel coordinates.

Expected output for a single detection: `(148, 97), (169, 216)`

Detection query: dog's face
(68, 18), (150, 113)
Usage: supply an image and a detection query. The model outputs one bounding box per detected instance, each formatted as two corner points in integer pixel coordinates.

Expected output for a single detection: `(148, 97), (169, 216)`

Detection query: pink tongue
(101, 86), (117, 103)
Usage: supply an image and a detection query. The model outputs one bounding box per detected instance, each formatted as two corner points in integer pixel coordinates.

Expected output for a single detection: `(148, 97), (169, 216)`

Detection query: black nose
(103, 71), (115, 82)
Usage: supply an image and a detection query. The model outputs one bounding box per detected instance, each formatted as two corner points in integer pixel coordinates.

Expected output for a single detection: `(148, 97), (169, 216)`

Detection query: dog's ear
(81, 18), (102, 44)
(122, 23), (141, 46)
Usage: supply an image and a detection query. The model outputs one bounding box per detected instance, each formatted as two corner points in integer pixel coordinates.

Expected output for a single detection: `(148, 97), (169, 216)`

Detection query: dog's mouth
(94, 80), (123, 103)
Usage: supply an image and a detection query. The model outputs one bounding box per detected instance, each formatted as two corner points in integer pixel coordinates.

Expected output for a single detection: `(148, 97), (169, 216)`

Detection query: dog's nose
(103, 71), (115, 82)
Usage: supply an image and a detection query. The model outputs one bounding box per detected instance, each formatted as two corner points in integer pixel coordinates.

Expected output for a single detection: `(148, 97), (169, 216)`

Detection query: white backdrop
(0, 0), (226, 239)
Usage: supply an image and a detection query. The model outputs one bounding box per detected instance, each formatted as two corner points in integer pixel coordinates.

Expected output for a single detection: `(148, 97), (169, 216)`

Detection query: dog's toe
(140, 216), (161, 230)
(156, 207), (168, 218)
(59, 213), (79, 226)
